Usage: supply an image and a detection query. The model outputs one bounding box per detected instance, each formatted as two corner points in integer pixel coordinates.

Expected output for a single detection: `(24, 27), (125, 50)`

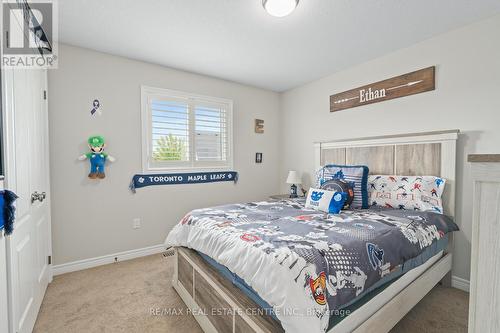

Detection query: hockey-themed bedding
(165, 199), (458, 333)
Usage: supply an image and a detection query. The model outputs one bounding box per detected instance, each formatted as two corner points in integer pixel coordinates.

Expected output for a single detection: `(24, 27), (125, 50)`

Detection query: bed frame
(172, 129), (459, 333)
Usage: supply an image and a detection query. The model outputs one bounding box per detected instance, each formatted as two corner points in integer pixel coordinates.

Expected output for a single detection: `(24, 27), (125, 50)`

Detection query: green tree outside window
(153, 134), (187, 161)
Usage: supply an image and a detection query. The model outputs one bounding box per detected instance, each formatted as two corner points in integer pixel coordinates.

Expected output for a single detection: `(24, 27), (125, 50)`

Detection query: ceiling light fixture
(262, 0), (299, 18)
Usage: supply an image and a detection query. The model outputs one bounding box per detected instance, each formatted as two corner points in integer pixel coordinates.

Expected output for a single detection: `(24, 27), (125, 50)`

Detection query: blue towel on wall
(0, 190), (18, 235)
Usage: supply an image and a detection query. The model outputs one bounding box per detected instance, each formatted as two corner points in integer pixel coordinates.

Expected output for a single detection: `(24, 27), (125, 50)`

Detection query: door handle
(31, 192), (40, 204)
(31, 191), (47, 204)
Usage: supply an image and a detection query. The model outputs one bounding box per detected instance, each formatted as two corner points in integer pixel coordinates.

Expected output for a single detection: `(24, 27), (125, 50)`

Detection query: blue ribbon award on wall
(129, 171), (238, 193)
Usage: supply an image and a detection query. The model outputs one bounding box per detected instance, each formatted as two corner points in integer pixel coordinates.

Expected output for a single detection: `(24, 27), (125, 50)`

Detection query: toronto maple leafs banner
(129, 171), (238, 193)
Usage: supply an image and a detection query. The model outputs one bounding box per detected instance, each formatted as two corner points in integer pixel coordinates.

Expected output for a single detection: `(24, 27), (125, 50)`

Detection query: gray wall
(279, 14), (500, 281)
(48, 44), (281, 265)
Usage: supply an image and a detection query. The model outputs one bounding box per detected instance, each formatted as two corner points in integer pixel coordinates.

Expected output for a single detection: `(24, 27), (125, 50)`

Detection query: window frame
(141, 85), (233, 173)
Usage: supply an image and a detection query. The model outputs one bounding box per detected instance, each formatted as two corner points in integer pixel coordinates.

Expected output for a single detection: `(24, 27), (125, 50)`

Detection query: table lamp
(286, 171), (302, 198)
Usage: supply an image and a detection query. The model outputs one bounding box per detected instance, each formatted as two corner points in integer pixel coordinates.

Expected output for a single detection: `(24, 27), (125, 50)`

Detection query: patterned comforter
(165, 198), (458, 333)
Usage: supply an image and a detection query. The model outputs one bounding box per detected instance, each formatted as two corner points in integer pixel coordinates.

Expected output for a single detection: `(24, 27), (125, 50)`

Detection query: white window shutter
(150, 99), (190, 162)
(141, 86), (233, 171)
(194, 104), (228, 162)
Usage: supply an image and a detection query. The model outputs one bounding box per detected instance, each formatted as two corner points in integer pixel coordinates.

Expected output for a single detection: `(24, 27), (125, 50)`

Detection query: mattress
(166, 199), (458, 332)
(197, 235), (448, 330)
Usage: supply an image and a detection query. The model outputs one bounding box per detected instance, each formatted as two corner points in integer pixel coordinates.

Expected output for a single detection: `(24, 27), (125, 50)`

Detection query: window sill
(142, 165), (234, 174)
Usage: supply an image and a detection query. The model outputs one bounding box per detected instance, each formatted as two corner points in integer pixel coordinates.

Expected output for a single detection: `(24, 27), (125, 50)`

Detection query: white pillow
(368, 175), (446, 213)
(305, 188), (346, 214)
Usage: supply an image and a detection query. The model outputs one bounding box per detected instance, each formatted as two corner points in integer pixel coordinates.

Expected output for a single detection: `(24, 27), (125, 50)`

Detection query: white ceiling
(59, 0), (500, 92)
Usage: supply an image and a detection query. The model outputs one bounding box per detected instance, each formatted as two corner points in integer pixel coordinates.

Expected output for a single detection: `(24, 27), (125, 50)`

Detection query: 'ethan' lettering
(359, 87), (386, 103)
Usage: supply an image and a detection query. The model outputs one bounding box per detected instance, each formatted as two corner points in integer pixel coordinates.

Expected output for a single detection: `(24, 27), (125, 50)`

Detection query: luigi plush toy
(79, 135), (115, 179)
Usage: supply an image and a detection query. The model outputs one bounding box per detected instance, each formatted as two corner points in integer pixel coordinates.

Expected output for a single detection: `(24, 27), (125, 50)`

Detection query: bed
(166, 129), (459, 333)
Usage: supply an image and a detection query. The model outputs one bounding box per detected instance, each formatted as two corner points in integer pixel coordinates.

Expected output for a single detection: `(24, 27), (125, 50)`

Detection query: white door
(0, 235), (9, 333)
(3, 67), (52, 333)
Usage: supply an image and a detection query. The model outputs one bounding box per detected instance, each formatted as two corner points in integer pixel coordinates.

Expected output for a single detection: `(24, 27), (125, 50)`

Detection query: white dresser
(468, 155), (500, 333)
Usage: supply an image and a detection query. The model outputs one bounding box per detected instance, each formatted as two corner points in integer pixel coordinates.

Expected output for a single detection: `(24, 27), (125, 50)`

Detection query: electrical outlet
(133, 218), (141, 229)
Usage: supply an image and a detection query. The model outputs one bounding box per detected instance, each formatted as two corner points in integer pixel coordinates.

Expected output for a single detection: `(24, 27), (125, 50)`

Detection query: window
(141, 86), (233, 172)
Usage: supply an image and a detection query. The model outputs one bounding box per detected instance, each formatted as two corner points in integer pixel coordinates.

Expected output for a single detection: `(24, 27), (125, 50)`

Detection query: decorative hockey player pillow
(320, 178), (354, 209)
(368, 175), (446, 213)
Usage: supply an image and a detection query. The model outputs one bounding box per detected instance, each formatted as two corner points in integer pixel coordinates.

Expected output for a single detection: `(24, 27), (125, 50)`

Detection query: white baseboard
(52, 246), (471, 293)
(451, 275), (470, 292)
(52, 244), (167, 276)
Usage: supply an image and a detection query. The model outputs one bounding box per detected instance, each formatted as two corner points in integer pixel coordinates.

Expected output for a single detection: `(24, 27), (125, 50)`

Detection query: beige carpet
(34, 254), (468, 333)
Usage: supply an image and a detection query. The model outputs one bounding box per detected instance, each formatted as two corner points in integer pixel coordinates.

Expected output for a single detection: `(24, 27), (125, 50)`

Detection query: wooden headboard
(314, 130), (459, 216)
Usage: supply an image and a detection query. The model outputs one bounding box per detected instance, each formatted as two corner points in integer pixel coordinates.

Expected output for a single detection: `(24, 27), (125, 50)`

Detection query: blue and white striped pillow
(315, 165), (369, 209)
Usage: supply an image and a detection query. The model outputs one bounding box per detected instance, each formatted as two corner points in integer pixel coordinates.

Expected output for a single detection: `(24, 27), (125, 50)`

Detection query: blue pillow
(316, 165), (369, 209)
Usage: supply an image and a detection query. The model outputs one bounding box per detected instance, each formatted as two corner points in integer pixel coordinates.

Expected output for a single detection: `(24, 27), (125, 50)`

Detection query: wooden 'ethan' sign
(330, 66), (435, 112)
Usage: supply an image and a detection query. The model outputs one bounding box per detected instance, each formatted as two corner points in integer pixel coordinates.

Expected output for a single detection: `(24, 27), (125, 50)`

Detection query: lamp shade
(286, 171), (302, 184)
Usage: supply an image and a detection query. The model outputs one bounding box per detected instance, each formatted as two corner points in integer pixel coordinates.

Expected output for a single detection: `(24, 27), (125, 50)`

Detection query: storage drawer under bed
(173, 247), (284, 333)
